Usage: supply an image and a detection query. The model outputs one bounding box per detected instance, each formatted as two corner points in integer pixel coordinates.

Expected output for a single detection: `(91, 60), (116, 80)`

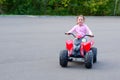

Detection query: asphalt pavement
(0, 15), (120, 80)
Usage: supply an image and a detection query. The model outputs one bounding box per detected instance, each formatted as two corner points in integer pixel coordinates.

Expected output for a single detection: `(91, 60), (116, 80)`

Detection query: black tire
(59, 50), (68, 67)
(91, 47), (97, 63)
(85, 51), (93, 69)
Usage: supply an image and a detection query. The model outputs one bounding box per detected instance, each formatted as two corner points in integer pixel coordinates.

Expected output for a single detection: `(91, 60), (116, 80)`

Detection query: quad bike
(59, 33), (97, 69)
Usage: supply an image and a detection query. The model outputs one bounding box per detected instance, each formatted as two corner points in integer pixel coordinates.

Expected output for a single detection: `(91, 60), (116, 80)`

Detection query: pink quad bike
(59, 33), (97, 69)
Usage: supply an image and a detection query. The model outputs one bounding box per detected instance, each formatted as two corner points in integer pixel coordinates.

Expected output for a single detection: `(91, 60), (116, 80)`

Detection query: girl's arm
(85, 25), (94, 36)
(67, 26), (76, 33)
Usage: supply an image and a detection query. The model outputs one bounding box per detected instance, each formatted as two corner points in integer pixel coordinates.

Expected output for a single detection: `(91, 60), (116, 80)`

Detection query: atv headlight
(82, 38), (87, 42)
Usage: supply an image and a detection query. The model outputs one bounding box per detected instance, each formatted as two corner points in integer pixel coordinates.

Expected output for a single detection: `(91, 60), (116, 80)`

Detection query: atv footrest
(69, 57), (85, 62)
(70, 54), (83, 58)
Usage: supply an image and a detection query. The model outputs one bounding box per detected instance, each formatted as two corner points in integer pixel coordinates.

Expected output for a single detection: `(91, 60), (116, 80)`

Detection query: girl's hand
(65, 32), (70, 35)
(89, 35), (94, 37)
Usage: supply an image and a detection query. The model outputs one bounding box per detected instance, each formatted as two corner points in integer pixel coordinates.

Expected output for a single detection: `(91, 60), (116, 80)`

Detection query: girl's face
(77, 16), (85, 26)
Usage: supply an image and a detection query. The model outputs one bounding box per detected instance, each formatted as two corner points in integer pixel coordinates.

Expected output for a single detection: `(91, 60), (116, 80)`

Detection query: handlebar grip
(90, 35), (94, 37)
(65, 33), (71, 35)
(86, 35), (94, 37)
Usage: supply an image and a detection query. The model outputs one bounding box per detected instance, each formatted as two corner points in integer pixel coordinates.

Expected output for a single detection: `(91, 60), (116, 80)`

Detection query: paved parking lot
(0, 15), (120, 80)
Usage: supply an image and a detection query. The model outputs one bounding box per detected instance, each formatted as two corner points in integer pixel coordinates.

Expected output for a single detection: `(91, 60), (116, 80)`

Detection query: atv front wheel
(59, 50), (68, 67)
(91, 47), (97, 63)
(85, 51), (93, 69)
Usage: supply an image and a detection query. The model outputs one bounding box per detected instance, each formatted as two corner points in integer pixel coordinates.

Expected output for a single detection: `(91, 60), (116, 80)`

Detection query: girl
(66, 15), (94, 37)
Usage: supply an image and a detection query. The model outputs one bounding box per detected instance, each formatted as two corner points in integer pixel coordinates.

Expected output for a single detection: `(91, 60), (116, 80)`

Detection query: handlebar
(65, 33), (94, 38)
(85, 35), (94, 37)
(65, 33), (76, 37)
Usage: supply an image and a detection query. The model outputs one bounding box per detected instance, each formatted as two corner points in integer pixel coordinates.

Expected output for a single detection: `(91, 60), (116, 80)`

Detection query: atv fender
(66, 40), (73, 51)
(83, 41), (91, 52)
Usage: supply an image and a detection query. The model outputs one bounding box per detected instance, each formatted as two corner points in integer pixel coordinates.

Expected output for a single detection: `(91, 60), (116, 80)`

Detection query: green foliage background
(0, 0), (120, 16)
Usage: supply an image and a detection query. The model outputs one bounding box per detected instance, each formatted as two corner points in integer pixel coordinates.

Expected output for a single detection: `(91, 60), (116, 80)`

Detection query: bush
(0, 0), (120, 16)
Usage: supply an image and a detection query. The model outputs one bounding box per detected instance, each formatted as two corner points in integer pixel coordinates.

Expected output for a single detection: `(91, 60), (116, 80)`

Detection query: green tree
(83, 0), (110, 15)
(0, 0), (6, 14)
(0, 0), (120, 15)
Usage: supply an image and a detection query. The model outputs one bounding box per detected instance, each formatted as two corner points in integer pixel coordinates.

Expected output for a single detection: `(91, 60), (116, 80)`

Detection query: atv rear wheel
(85, 51), (93, 69)
(59, 50), (68, 67)
(91, 47), (97, 63)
